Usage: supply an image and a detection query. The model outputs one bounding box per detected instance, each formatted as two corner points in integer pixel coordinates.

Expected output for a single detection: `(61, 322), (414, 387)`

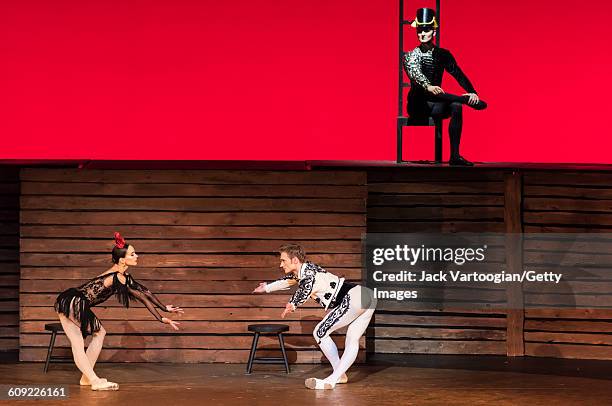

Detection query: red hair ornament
(114, 232), (126, 249)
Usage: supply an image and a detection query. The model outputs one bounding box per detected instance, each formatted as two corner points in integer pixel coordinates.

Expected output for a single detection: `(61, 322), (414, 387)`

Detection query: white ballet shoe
(91, 379), (119, 391)
(337, 373), (348, 384)
(304, 378), (335, 390)
(81, 377), (111, 386)
(80, 376), (101, 386)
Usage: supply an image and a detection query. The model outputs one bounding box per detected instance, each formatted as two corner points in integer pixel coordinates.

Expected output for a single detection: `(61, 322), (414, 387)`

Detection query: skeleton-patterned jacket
(403, 45), (477, 123)
(264, 262), (346, 311)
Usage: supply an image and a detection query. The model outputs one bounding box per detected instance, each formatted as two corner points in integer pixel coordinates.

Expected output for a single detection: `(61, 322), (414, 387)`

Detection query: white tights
(313, 286), (376, 384)
(58, 309), (106, 383)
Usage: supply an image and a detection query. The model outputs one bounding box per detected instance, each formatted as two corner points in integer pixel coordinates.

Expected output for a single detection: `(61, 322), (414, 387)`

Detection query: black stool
(246, 324), (290, 374)
(43, 323), (88, 373)
(44, 323), (68, 373)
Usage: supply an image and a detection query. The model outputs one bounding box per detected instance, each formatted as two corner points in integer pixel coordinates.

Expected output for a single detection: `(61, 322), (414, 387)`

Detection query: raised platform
(4, 159), (612, 171)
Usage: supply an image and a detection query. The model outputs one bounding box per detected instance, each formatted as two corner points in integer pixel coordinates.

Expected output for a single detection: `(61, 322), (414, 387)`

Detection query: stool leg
(44, 331), (57, 373)
(246, 332), (260, 374)
(278, 333), (290, 373)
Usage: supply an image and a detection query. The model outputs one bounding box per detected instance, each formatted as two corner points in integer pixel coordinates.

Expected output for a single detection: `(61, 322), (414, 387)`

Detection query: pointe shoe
(81, 377), (110, 386)
(80, 376), (99, 386)
(304, 378), (334, 390)
(337, 373), (348, 384)
(91, 379), (119, 391)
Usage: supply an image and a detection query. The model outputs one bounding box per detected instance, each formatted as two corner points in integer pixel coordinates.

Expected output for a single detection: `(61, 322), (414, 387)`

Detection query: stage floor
(1, 358), (611, 406)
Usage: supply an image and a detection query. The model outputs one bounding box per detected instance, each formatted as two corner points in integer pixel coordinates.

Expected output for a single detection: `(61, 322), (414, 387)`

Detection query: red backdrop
(0, 0), (610, 162)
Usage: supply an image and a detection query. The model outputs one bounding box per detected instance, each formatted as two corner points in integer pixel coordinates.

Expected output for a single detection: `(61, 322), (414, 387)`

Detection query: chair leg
(278, 333), (290, 373)
(396, 122), (403, 163)
(434, 120), (443, 163)
(246, 332), (260, 374)
(44, 331), (57, 373)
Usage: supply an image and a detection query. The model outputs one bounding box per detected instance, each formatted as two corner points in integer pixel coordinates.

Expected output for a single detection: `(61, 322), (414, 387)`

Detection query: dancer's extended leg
(306, 286), (376, 389)
(58, 312), (117, 391)
(317, 336), (348, 383)
(323, 307), (375, 385)
(79, 326), (106, 385)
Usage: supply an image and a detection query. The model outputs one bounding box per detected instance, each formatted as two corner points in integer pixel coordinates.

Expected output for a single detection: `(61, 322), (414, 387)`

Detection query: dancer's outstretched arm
(127, 286), (181, 330)
(253, 274), (298, 293)
(115, 274), (181, 330)
(129, 279), (184, 314)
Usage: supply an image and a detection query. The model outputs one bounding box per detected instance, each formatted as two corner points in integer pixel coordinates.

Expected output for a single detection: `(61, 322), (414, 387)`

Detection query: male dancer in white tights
(253, 244), (376, 390)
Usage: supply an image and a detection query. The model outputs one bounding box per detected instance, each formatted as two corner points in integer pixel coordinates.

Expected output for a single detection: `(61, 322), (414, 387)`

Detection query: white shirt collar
(298, 262), (307, 278)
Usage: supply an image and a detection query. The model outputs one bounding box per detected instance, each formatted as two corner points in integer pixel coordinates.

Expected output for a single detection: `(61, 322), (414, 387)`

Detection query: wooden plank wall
(367, 169), (508, 356)
(0, 168), (19, 359)
(19, 169), (366, 363)
(12, 166), (612, 362)
(523, 171), (612, 360)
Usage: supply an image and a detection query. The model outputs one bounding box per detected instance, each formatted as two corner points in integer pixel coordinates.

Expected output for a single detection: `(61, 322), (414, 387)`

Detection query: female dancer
(253, 243), (376, 390)
(54, 232), (183, 390)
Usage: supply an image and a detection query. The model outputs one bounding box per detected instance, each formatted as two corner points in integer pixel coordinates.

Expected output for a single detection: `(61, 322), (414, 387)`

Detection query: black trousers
(426, 93), (487, 158)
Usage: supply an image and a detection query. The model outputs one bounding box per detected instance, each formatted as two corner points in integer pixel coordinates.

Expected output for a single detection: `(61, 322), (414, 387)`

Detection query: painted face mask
(417, 27), (435, 43)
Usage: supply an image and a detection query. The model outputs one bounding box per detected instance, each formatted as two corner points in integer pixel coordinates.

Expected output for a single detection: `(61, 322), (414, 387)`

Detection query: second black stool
(246, 324), (290, 374)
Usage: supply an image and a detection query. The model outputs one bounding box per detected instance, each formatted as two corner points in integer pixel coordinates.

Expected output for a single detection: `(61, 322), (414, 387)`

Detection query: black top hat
(411, 8), (438, 29)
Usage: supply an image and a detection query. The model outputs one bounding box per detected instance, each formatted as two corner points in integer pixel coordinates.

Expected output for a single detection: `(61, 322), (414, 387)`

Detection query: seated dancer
(404, 7), (488, 166)
(54, 232), (183, 391)
(253, 244), (376, 390)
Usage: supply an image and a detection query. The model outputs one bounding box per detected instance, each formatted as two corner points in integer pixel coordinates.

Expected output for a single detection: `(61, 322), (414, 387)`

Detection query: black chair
(397, 0), (442, 164)
(246, 324), (290, 374)
(397, 116), (443, 163)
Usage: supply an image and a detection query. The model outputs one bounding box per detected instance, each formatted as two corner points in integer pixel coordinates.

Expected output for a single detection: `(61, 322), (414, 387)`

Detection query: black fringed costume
(54, 271), (167, 336)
